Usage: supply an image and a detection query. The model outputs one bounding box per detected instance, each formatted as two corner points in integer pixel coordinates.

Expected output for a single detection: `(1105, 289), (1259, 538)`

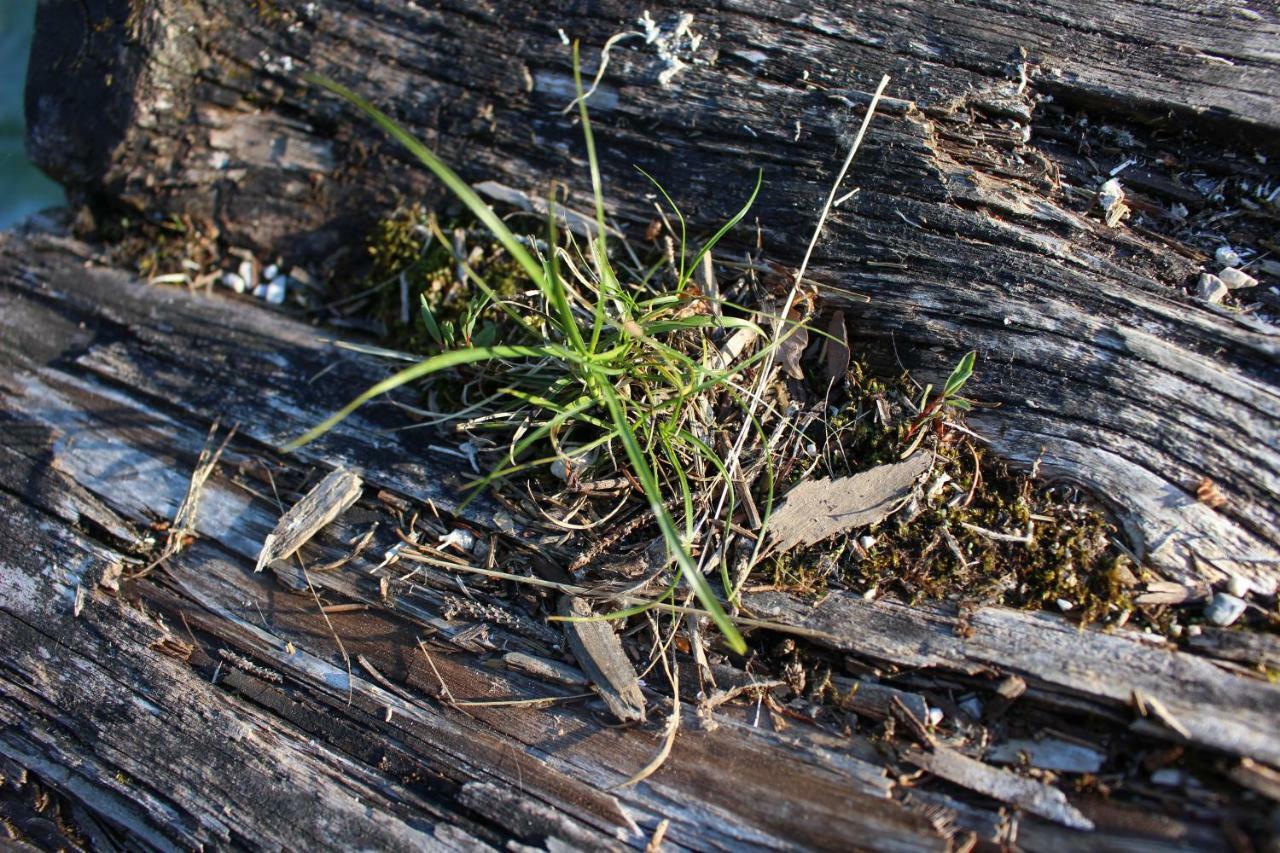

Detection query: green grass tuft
(291, 57), (791, 655)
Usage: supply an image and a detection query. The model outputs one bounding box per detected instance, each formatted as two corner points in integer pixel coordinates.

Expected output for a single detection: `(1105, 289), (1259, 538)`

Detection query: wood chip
(890, 695), (935, 748)
(1133, 580), (1205, 605)
(905, 746), (1094, 830)
(557, 595), (646, 723)
(503, 652), (588, 687)
(769, 453), (930, 551)
(1230, 758), (1280, 803)
(254, 468), (363, 573)
(1132, 689), (1191, 739)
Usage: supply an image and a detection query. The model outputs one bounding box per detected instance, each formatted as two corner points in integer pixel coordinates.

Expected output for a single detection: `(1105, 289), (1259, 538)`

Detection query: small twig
(301, 558), (352, 703)
(417, 638), (459, 707)
(356, 654), (416, 703)
(645, 819), (670, 853)
(959, 520), (1035, 544)
(617, 613), (681, 788)
(710, 74), (891, 555)
(136, 421), (238, 576)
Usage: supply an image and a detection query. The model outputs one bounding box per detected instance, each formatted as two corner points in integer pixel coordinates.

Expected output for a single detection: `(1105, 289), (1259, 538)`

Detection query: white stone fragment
(238, 259), (256, 291)
(438, 528), (476, 552)
(1056, 598), (1074, 612)
(1097, 178), (1130, 227)
(1214, 246), (1241, 267)
(263, 263), (280, 281)
(252, 284), (268, 299)
(1204, 592), (1247, 627)
(1195, 273), (1228, 304)
(220, 271), (247, 293)
(1226, 574), (1251, 598)
(859, 535), (877, 550)
(1219, 267), (1257, 290)
(264, 275), (288, 305)
(927, 707), (944, 727)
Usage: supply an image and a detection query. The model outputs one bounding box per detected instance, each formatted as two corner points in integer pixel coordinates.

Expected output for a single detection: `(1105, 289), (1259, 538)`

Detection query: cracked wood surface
(25, 0), (1280, 595)
(2, 232), (1276, 850)
(0, 233), (940, 850)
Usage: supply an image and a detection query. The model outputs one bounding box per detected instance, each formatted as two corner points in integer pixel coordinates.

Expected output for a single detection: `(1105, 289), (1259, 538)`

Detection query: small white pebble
(262, 264), (280, 281)
(1226, 574), (1252, 598)
(1195, 273), (1228, 304)
(437, 528), (476, 552)
(1215, 246), (1241, 267)
(1056, 598), (1074, 611)
(1168, 623), (1183, 638)
(859, 535), (877, 550)
(1219, 267), (1258, 290)
(927, 707), (944, 727)
(1186, 624), (1202, 637)
(238, 259), (256, 290)
(252, 283), (268, 299)
(1204, 592), (1247, 627)
(861, 585), (878, 601)
(220, 271), (247, 293)
(264, 275), (287, 305)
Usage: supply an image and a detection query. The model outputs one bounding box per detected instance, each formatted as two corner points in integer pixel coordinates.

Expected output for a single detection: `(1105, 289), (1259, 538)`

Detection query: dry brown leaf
(823, 309), (850, 382)
(778, 322), (809, 380)
(769, 453), (930, 551)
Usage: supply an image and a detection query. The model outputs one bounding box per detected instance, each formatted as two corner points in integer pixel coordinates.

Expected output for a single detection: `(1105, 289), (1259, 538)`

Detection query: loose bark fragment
(769, 453), (931, 551)
(905, 746), (1094, 831)
(503, 652), (589, 687)
(832, 675), (928, 723)
(744, 589), (1280, 766)
(254, 469), (363, 573)
(557, 596), (646, 723)
(1189, 627), (1280, 668)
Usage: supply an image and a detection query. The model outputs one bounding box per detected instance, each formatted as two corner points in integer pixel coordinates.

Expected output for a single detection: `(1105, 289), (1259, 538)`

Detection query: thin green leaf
(943, 350), (977, 398)
(419, 294), (444, 345)
(283, 345), (553, 451)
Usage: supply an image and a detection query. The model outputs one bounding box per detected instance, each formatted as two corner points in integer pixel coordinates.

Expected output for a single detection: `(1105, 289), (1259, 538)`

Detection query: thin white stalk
(700, 74), (892, 554)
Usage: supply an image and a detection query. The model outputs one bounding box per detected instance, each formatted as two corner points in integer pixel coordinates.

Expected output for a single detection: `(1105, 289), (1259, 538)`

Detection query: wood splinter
(254, 468), (364, 573)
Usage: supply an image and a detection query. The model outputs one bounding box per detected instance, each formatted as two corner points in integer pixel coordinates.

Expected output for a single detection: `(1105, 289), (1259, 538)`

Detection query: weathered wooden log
(3, 229), (1277, 850)
(11, 0), (1280, 847)
(25, 0), (1280, 596)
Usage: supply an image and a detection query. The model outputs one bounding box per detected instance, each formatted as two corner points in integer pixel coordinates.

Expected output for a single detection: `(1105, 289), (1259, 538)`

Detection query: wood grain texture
(1, 232), (1274, 849)
(24, 0), (1280, 593)
(0, 232), (946, 850)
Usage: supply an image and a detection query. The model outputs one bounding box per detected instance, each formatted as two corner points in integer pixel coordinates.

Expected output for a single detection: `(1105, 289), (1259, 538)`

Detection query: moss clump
(359, 204), (529, 354)
(769, 354), (1135, 625)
